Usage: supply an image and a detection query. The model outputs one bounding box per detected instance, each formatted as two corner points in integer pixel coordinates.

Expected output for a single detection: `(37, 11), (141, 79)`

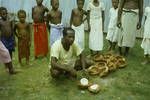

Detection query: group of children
(0, 0), (149, 75)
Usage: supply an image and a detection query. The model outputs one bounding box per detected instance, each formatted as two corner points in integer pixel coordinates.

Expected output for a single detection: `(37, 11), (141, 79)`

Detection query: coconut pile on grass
(88, 53), (127, 77)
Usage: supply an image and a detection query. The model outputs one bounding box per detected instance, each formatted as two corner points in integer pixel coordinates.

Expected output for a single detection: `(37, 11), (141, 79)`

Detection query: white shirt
(51, 39), (83, 68)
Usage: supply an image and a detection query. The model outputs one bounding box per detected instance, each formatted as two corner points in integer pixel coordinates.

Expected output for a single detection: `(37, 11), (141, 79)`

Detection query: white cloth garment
(141, 7), (150, 55)
(118, 9), (139, 47)
(87, 2), (105, 51)
(106, 8), (119, 42)
(72, 24), (85, 49)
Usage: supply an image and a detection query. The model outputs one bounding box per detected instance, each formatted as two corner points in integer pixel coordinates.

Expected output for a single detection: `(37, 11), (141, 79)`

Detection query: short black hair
(17, 9), (26, 17)
(63, 27), (75, 37)
(0, 7), (7, 12)
(77, 0), (85, 3)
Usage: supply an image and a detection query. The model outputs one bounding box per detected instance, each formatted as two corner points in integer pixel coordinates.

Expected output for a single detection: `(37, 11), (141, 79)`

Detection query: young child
(32, 0), (49, 58)
(47, 0), (63, 46)
(141, 6), (150, 65)
(106, 0), (119, 51)
(70, 0), (87, 50)
(0, 7), (15, 58)
(15, 10), (31, 65)
(87, 0), (105, 55)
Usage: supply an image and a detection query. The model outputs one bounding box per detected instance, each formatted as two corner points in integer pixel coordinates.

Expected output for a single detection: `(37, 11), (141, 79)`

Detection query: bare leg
(119, 47), (123, 55)
(108, 40), (112, 51)
(5, 62), (17, 75)
(124, 47), (130, 56)
(112, 42), (117, 51)
(141, 55), (149, 65)
(50, 68), (62, 78)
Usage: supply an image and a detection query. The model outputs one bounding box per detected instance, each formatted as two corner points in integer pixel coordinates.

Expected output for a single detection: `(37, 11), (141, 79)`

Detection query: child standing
(141, 7), (150, 65)
(15, 10), (31, 65)
(32, 0), (49, 58)
(47, 0), (63, 46)
(87, 0), (105, 55)
(0, 7), (15, 58)
(106, 0), (119, 51)
(70, 0), (87, 50)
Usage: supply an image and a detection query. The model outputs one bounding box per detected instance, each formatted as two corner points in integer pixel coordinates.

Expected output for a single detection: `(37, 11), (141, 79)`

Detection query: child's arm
(137, 0), (143, 29)
(70, 9), (74, 27)
(117, 0), (125, 28)
(28, 23), (32, 47)
(102, 11), (105, 32)
(87, 10), (90, 32)
(46, 12), (51, 32)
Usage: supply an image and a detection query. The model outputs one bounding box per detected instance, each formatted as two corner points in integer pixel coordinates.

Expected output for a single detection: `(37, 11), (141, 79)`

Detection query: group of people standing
(0, 0), (149, 77)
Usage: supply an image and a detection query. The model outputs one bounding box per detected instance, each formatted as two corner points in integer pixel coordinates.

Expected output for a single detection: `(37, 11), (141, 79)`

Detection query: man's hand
(117, 20), (122, 28)
(69, 69), (77, 78)
(137, 22), (141, 30)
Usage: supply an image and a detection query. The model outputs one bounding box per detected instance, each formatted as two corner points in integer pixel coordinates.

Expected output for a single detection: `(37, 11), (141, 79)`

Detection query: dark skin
(14, 12), (31, 64)
(70, 0), (87, 27)
(117, 0), (143, 56)
(32, 0), (49, 23)
(0, 9), (15, 58)
(47, 0), (62, 25)
(51, 30), (86, 78)
(47, 0), (62, 30)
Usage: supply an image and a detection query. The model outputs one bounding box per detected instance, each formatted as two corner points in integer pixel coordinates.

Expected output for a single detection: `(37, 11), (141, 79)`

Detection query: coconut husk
(93, 54), (104, 62)
(88, 65), (100, 75)
(88, 84), (100, 94)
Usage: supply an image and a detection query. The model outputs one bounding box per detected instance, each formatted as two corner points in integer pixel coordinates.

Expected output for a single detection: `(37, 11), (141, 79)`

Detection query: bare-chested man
(117, 0), (143, 56)
(32, 0), (49, 58)
(70, 0), (87, 50)
(47, 0), (63, 46)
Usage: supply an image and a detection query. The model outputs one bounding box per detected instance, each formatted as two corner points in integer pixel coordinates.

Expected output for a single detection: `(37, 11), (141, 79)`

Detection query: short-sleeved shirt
(51, 39), (83, 68)
(87, 2), (105, 19)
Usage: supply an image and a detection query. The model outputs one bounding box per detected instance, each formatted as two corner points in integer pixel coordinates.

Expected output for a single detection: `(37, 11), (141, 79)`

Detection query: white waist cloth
(72, 24), (85, 49)
(118, 9), (138, 47)
(50, 23), (63, 46)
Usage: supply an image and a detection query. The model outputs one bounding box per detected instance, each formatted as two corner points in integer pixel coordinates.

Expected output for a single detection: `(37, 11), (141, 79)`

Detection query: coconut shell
(88, 84), (100, 94)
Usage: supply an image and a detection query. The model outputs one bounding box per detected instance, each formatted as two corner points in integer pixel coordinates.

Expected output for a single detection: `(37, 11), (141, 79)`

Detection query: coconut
(78, 78), (89, 89)
(80, 78), (88, 86)
(88, 84), (100, 93)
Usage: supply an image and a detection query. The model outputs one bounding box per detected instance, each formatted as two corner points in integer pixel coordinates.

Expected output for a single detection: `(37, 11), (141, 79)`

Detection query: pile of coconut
(87, 53), (127, 77)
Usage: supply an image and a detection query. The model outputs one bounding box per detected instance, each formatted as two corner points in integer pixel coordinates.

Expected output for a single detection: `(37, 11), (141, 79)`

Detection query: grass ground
(0, 33), (150, 100)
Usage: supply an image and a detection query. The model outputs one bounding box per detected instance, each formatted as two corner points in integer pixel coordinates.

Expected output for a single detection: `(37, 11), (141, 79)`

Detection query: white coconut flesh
(90, 84), (99, 90)
(80, 78), (89, 86)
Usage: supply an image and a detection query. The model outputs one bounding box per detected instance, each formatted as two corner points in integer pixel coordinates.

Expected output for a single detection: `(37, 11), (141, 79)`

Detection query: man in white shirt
(50, 27), (90, 78)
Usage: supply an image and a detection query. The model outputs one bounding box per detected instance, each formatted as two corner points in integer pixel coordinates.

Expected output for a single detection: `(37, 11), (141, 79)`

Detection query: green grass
(0, 33), (150, 100)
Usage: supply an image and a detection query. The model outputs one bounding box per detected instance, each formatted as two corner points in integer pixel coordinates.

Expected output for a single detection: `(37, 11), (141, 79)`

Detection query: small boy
(47, 0), (63, 46)
(70, 0), (87, 50)
(32, 0), (49, 58)
(106, 0), (119, 51)
(15, 10), (31, 65)
(0, 7), (15, 58)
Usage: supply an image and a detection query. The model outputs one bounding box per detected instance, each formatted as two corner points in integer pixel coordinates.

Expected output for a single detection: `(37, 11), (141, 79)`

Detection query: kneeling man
(50, 27), (90, 78)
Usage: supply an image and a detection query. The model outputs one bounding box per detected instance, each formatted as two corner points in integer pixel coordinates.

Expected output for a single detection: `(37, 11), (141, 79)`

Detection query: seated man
(50, 27), (90, 78)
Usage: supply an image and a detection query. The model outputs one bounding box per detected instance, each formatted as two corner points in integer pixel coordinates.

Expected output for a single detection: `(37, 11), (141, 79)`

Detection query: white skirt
(106, 27), (119, 42)
(89, 18), (103, 51)
(72, 24), (85, 49)
(141, 38), (150, 55)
